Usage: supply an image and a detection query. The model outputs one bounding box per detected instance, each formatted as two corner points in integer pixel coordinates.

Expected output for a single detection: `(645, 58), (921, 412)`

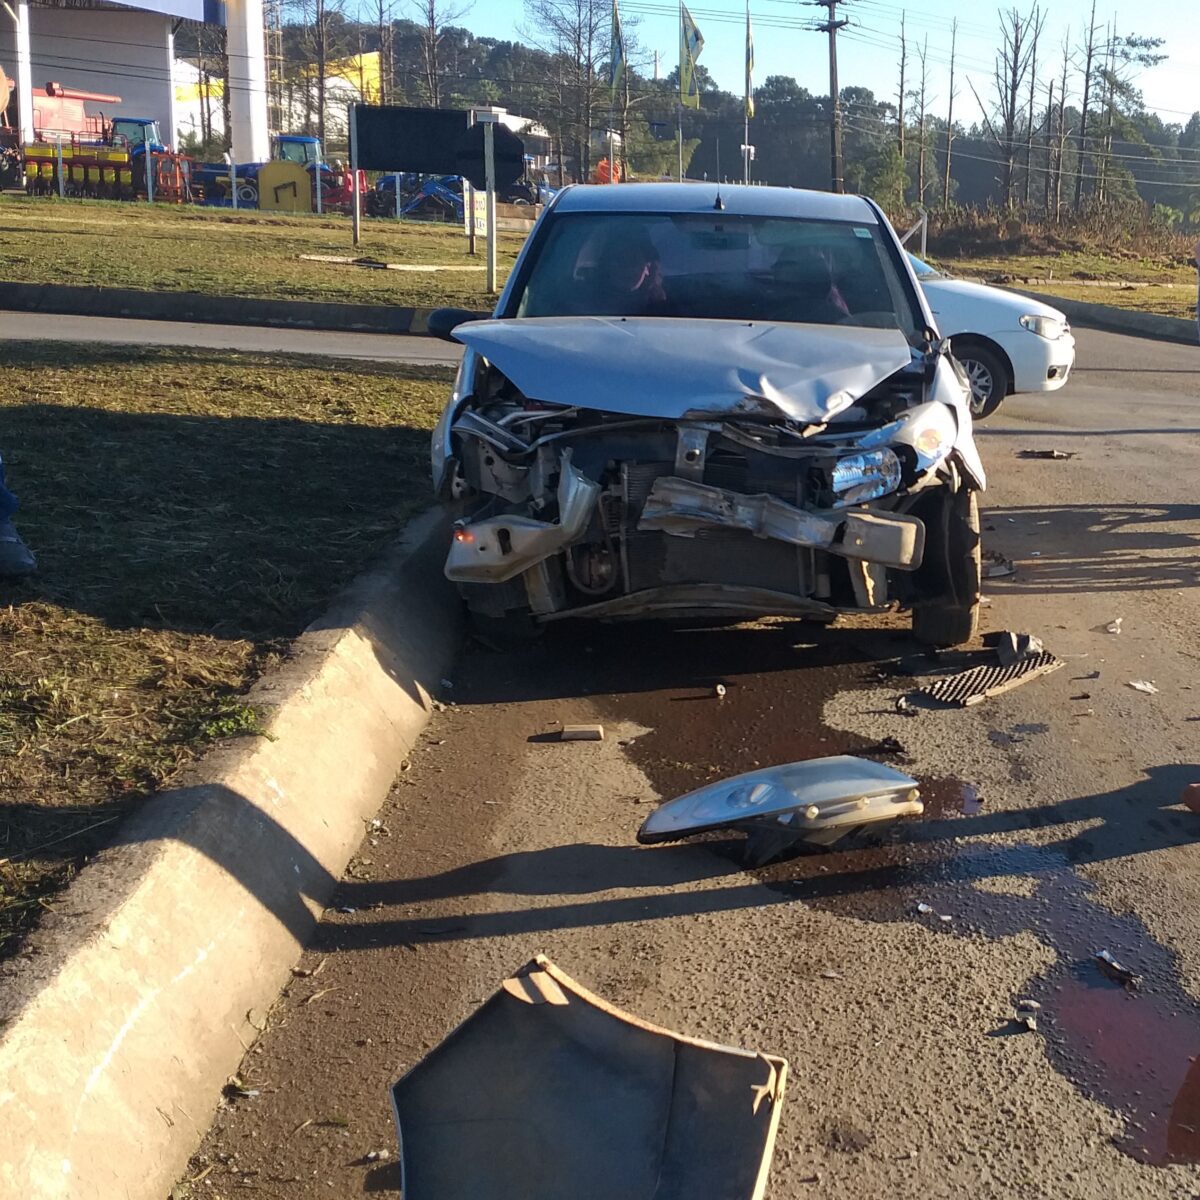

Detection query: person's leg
(0, 452), (37, 577)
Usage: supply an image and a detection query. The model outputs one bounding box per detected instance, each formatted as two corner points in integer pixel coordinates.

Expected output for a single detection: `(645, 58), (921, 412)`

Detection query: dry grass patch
(0, 342), (452, 958)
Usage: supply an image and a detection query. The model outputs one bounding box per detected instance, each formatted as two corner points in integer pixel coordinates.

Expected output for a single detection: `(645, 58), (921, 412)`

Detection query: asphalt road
(170, 328), (1200, 1198)
(0, 311), (464, 366)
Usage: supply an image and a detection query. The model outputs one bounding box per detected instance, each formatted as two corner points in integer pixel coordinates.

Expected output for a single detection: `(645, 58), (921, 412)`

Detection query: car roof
(551, 182), (880, 222)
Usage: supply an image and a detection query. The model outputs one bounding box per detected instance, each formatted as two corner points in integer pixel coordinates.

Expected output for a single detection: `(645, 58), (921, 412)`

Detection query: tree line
(176, 0), (1200, 228)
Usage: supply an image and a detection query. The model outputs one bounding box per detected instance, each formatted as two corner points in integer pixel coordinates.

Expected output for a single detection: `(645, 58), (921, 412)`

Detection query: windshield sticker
(853, 227), (872, 238)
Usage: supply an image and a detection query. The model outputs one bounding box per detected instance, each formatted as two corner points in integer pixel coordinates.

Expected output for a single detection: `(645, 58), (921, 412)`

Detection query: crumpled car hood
(453, 316), (915, 423)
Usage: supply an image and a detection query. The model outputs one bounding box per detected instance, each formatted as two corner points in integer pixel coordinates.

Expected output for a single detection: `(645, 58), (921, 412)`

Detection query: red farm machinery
(1, 66), (198, 201)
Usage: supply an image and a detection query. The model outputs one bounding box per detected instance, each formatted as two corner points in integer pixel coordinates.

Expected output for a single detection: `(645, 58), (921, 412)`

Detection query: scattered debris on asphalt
(917, 902), (934, 915)
(982, 550), (1017, 579)
(223, 1077), (260, 1100)
(1014, 999), (1041, 1032)
(1093, 950), (1141, 990)
(1127, 680), (1160, 695)
(1104, 618), (1123, 634)
(714, 683), (728, 699)
(995, 631), (1045, 666)
(895, 696), (918, 718)
(560, 724), (605, 741)
(389, 956), (788, 1199)
(861, 736), (907, 758)
(1070, 693), (1092, 701)
(638, 756), (924, 861)
(1017, 449), (1076, 460)
(917, 651), (1064, 708)
(820, 969), (842, 979)
(365, 1149), (390, 1162)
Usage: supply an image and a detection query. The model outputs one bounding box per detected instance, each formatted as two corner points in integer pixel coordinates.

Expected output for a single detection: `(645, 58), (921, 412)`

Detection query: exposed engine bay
(433, 317), (984, 631)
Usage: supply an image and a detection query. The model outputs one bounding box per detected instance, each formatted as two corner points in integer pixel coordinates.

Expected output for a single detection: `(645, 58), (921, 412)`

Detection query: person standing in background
(0, 452), (36, 577)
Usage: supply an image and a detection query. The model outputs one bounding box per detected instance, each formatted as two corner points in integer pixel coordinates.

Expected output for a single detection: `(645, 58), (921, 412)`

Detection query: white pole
(608, 127), (615, 183)
(231, 157), (238, 210)
(393, 171), (401, 219)
(226, 0), (270, 163)
(13, 1), (34, 142)
(349, 105), (361, 246)
(144, 125), (155, 203)
(55, 134), (64, 197)
(484, 120), (497, 294)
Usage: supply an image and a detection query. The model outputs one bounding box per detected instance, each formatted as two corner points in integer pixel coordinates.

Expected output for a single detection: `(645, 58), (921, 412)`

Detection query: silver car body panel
(444, 449), (600, 584)
(638, 477), (926, 569)
(452, 317), (915, 424)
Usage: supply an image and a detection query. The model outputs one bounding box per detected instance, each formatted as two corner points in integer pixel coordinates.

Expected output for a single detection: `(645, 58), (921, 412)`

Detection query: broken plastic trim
(444, 449), (601, 584)
(638, 755), (924, 861)
(390, 956), (788, 1200)
(638, 476), (925, 570)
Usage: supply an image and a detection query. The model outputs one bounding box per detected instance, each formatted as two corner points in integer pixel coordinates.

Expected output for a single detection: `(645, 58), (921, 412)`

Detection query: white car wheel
(954, 344), (1007, 420)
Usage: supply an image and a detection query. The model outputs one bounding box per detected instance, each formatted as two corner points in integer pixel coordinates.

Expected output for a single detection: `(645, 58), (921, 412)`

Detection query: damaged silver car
(429, 183), (986, 645)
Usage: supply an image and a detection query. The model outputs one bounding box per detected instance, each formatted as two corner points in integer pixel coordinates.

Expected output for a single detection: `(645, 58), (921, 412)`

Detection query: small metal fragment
(1094, 949), (1141, 990)
(1127, 680), (1159, 695)
(916, 902), (934, 915)
(917, 652), (1064, 707)
(560, 724), (605, 741)
(714, 683), (727, 698)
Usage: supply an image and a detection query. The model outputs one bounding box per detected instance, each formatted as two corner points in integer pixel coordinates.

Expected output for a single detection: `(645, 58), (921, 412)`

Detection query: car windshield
(278, 140), (319, 164)
(907, 253), (942, 278)
(113, 119), (160, 145)
(511, 211), (921, 336)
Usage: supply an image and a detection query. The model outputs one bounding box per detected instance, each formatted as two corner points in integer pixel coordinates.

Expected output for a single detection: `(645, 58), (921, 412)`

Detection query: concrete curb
(0, 280), (456, 335)
(1011, 288), (1199, 347)
(0, 511), (460, 1200)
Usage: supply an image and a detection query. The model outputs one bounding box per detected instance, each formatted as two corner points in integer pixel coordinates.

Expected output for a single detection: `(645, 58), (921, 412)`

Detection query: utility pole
(814, 0), (848, 193)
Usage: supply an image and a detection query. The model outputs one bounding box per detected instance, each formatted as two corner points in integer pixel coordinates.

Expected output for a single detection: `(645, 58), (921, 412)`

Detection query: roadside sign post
(465, 180), (477, 255)
(393, 172), (401, 220)
(143, 125), (154, 204)
(472, 107), (501, 294)
(230, 154), (238, 210)
(55, 134), (63, 197)
(349, 104), (361, 246)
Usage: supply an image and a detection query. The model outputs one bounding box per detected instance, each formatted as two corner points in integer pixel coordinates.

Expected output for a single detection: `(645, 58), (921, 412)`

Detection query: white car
(909, 254), (1076, 419)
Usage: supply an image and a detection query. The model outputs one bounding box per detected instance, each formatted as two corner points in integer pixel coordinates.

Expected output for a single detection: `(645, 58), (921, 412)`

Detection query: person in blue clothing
(0, 451), (36, 577)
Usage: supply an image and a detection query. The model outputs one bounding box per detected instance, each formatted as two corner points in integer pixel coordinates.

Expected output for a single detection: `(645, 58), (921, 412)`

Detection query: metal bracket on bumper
(444, 450), (601, 584)
(638, 476), (925, 570)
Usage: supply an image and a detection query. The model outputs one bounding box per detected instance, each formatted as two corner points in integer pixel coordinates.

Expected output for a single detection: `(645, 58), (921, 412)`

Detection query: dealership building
(0, 0), (268, 160)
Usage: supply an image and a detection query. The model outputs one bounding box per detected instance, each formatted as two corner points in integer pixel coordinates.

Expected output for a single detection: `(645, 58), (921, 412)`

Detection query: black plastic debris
(1017, 449), (1076, 460)
(1093, 949), (1142, 990)
(389, 957), (788, 1200)
(917, 652), (1064, 707)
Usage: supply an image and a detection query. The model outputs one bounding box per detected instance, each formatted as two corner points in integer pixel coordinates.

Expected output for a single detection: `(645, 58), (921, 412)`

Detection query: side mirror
(426, 306), (481, 343)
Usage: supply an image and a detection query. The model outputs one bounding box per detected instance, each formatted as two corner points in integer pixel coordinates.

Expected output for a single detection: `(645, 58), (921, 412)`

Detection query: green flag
(609, 0), (625, 103)
(680, 4), (704, 110)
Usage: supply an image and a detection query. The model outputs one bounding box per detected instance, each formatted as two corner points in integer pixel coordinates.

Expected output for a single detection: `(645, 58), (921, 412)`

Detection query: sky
(453, 0), (1200, 130)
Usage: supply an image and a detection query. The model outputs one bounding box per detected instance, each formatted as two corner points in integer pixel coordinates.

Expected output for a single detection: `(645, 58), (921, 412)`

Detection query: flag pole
(677, 0), (683, 181)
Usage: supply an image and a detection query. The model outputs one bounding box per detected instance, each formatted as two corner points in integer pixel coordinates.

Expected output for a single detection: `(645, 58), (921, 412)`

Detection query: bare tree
(376, 0), (394, 104)
(1073, 0), (1099, 209)
(522, 0), (608, 181)
(896, 10), (907, 163)
(993, 4), (1043, 208)
(1042, 77), (1054, 211)
(914, 37), (930, 204)
(1022, 24), (1039, 207)
(1053, 30), (1070, 220)
(942, 18), (957, 206)
(412, 0), (472, 108)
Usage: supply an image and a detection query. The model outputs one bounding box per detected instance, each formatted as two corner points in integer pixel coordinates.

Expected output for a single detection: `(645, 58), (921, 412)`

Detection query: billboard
(113, 0), (226, 22)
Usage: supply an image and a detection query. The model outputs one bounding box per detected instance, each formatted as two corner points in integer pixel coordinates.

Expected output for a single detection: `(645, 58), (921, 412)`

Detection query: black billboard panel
(352, 106), (470, 174)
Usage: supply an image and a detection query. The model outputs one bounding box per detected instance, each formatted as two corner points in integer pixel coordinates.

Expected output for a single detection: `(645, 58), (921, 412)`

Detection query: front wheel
(912, 489), (981, 647)
(953, 342), (1008, 420)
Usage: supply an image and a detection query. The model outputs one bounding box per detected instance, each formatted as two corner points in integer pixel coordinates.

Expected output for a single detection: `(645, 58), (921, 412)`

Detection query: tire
(912, 489), (981, 647)
(953, 342), (1009, 420)
(236, 181), (259, 206)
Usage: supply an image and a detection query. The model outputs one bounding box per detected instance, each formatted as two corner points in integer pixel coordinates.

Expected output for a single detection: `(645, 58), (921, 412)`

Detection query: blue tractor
(194, 135), (362, 211)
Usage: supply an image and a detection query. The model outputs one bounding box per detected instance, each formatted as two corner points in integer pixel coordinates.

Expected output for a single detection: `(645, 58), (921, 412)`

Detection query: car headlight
(1020, 314), (1067, 340)
(831, 449), (902, 506)
(854, 401), (957, 474)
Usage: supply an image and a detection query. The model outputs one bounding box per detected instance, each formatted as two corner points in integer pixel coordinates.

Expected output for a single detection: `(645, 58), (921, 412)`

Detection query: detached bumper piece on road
(638, 755), (924, 864)
(390, 956), (788, 1200)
